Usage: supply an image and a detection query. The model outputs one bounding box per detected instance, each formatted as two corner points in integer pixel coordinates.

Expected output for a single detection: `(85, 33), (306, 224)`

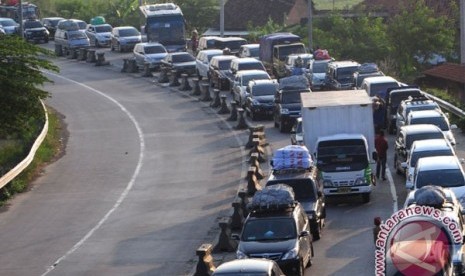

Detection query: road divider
(214, 216), (238, 252)
(194, 244), (215, 276)
(179, 73), (192, 91)
(199, 83), (213, 102)
(210, 89), (221, 108)
(191, 78), (201, 96)
(226, 101), (238, 121)
(217, 95), (230, 114)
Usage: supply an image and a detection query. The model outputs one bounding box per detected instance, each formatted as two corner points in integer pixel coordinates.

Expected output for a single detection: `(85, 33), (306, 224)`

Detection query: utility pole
(461, 0), (464, 64)
(220, 0), (225, 37)
(18, 0), (23, 38)
(307, 0), (313, 52)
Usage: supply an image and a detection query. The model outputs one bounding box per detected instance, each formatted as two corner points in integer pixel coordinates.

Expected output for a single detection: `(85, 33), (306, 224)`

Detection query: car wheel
(313, 222), (322, 241)
(362, 193), (370, 203)
(279, 120), (286, 133)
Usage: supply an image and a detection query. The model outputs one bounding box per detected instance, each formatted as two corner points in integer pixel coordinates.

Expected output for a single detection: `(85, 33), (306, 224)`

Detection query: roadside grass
(0, 108), (63, 206)
(313, 0), (364, 10)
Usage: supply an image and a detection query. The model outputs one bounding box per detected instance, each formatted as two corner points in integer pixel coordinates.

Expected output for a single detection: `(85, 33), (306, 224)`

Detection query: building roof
(423, 63), (465, 85)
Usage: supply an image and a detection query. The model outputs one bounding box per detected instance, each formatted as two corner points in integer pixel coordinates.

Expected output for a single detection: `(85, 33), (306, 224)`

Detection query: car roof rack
(248, 184), (298, 212)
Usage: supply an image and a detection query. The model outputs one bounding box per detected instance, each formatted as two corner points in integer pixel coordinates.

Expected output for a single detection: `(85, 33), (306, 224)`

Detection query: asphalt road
(1, 43), (464, 276)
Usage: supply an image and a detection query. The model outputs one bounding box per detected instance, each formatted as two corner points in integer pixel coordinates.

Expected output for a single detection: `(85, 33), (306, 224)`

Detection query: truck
(258, 32), (307, 79)
(301, 90), (377, 203)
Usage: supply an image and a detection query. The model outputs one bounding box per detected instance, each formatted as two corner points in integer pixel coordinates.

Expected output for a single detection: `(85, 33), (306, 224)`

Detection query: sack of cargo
(314, 49), (330, 60)
(248, 184), (296, 210)
(272, 145), (313, 170)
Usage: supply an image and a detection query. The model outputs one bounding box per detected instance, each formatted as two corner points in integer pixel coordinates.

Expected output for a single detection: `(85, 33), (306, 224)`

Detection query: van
(54, 19), (90, 56)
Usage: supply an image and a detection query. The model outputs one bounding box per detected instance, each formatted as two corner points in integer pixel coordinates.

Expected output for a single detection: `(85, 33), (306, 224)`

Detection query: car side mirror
(299, 230), (310, 238)
(231, 233), (240, 240)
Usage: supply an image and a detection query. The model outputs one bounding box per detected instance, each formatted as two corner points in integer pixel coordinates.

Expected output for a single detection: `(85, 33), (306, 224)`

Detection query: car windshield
(145, 45), (166, 54)
(215, 40), (246, 51)
(49, 19), (62, 26)
(69, 32), (87, 40)
(335, 66), (359, 82)
(119, 28), (139, 36)
(241, 73), (270, 85)
(281, 90), (303, 104)
(249, 47), (259, 57)
(416, 169), (465, 188)
(406, 133), (445, 149)
(410, 117), (450, 131)
(241, 218), (296, 241)
(24, 21), (42, 28)
(0, 19), (16, 27)
(172, 54), (195, 63)
(317, 139), (368, 172)
(369, 82), (400, 98)
(238, 62), (265, 71)
(312, 61), (329, 73)
(96, 25), (112, 33)
(218, 60), (233, 70)
(410, 149), (454, 167)
(251, 84), (277, 96)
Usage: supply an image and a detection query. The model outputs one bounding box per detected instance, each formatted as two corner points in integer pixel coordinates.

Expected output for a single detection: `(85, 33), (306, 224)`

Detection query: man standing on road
(375, 130), (388, 181)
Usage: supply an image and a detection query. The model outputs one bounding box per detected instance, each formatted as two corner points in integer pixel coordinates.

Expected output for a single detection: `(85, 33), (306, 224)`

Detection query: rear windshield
(311, 61), (329, 73)
(145, 45), (166, 54)
(241, 218), (296, 242)
(369, 82), (400, 98)
(406, 132), (444, 149)
(251, 84), (277, 96)
(410, 149), (453, 167)
(218, 60), (233, 70)
(172, 54), (195, 63)
(119, 28), (139, 37)
(238, 62), (265, 71)
(416, 169), (465, 188)
(24, 21), (42, 28)
(241, 73), (270, 85)
(96, 25), (112, 33)
(409, 117), (449, 131)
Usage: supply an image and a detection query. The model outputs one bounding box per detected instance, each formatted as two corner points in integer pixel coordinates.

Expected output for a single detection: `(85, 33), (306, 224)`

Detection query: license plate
(337, 187), (351, 193)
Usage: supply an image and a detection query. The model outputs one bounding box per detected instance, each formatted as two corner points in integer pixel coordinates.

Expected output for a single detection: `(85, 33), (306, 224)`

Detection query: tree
(387, 0), (456, 78)
(0, 36), (59, 138)
(175, 0), (218, 33)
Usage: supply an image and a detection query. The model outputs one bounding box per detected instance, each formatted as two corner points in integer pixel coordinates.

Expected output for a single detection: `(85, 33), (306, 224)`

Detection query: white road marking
(41, 72), (146, 276)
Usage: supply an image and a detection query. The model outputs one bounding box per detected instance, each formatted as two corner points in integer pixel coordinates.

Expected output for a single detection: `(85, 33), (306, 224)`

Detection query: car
(160, 51), (197, 77)
(244, 79), (279, 120)
(213, 36), (248, 55)
(307, 58), (331, 91)
(360, 75), (402, 99)
(110, 26), (142, 52)
(23, 19), (49, 43)
(0, 25), (5, 35)
(394, 124), (446, 175)
(212, 259), (286, 276)
(208, 55), (238, 91)
(69, 19), (87, 33)
(290, 117), (304, 145)
(195, 49), (223, 80)
(352, 62), (384, 89)
(234, 184), (314, 276)
(274, 75), (311, 133)
(395, 95), (441, 133)
(41, 17), (64, 39)
(232, 70), (271, 106)
(324, 60), (360, 90)
(86, 23), (112, 47)
(411, 156), (465, 208)
(54, 19), (90, 56)
(385, 86), (423, 134)
(284, 53), (313, 77)
(237, 43), (260, 59)
(133, 42), (167, 71)
(406, 109), (457, 146)
(0, 17), (18, 35)
(197, 35), (220, 52)
(401, 139), (456, 189)
(266, 165), (326, 240)
(228, 57), (267, 91)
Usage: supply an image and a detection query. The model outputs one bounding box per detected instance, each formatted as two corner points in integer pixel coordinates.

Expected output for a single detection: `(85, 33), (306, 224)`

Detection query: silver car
(133, 42), (168, 71)
(86, 24), (112, 47)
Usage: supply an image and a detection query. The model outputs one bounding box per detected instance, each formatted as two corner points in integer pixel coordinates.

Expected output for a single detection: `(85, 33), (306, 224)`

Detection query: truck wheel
(362, 193), (370, 203)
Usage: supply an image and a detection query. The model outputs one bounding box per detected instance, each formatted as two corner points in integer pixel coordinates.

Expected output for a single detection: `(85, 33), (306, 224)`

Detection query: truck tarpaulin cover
(259, 32), (301, 63)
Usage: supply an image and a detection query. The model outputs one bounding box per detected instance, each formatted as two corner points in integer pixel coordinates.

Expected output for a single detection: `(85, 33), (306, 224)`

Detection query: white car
(85, 23), (112, 47)
(195, 49), (223, 80)
(411, 156), (465, 209)
(232, 69), (271, 107)
(402, 139), (456, 189)
(133, 42), (168, 70)
(406, 109), (457, 146)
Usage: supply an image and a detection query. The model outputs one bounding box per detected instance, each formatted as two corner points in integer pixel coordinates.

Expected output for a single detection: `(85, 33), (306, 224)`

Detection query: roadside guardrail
(423, 91), (465, 118)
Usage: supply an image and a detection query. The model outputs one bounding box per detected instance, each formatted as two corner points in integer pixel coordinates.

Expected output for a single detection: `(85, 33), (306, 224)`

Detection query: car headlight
(281, 108), (289, 114)
(323, 179), (333, 187)
(354, 177), (368, 186)
(282, 247), (298, 260)
(236, 250), (248, 259)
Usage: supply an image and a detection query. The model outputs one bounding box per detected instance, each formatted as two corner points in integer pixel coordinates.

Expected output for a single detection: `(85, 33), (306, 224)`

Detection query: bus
(139, 3), (186, 53)
(0, 2), (40, 22)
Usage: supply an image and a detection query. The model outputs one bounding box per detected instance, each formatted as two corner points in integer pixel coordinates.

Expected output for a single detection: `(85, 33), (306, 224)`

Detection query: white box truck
(301, 90), (377, 203)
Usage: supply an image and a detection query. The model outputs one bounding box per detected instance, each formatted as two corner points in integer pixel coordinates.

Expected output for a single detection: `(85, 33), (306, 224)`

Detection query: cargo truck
(301, 90), (377, 203)
(258, 32), (307, 79)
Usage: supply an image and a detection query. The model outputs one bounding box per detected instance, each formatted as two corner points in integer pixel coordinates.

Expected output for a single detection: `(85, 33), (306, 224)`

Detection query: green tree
(175, 0), (218, 33)
(0, 36), (59, 138)
(387, 0), (456, 78)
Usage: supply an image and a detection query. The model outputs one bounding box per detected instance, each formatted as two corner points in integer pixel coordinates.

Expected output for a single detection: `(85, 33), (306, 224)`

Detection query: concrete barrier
(95, 52), (110, 66)
(86, 49), (96, 63)
(67, 48), (77, 59)
(194, 244), (215, 276)
(179, 73), (192, 91)
(227, 101), (238, 121)
(169, 70), (180, 87)
(245, 125), (265, 149)
(230, 198), (245, 231)
(248, 153), (264, 180)
(235, 108), (248, 130)
(78, 48), (87, 61)
(238, 188), (250, 218)
(54, 44), (63, 57)
(199, 83), (212, 102)
(246, 166), (261, 196)
(249, 138), (266, 163)
(210, 89), (221, 108)
(191, 78), (201, 96)
(213, 217), (238, 252)
(217, 95), (230, 114)
(141, 63), (152, 77)
(158, 67), (170, 83)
